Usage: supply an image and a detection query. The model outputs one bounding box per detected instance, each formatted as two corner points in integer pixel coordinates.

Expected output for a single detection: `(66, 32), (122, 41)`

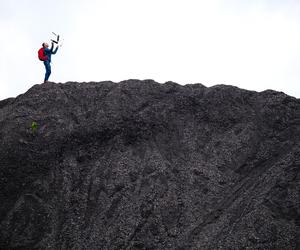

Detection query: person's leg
(43, 61), (51, 82)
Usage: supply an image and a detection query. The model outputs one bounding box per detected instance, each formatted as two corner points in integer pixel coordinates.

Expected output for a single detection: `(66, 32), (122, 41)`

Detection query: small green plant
(31, 121), (38, 134)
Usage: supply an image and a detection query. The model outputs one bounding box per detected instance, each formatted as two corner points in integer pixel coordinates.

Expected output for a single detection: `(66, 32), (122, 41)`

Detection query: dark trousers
(44, 61), (51, 82)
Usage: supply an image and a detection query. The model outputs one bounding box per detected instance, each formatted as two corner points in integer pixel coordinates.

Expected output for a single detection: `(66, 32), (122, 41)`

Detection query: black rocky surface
(0, 80), (299, 250)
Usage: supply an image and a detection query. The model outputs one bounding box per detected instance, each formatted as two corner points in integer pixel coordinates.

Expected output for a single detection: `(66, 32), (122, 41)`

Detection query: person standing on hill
(38, 42), (58, 83)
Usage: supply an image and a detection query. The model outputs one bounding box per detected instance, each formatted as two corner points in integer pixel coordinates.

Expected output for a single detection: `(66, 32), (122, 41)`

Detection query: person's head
(42, 42), (49, 48)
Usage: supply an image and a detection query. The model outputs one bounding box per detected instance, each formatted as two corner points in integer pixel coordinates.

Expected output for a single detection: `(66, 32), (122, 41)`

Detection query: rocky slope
(0, 80), (299, 250)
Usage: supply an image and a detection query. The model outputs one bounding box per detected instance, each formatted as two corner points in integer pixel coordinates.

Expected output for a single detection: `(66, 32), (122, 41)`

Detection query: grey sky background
(0, 0), (299, 100)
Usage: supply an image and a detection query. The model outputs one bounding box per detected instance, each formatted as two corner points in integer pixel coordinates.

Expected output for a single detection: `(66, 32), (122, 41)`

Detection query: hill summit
(0, 80), (299, 249)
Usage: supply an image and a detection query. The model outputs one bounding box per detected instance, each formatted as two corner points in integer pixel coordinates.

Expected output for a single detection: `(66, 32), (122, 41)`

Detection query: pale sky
(0, 0), (300, 100)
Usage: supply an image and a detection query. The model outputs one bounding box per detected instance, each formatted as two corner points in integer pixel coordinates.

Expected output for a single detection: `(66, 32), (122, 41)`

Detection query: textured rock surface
(0, 80), (299, 250)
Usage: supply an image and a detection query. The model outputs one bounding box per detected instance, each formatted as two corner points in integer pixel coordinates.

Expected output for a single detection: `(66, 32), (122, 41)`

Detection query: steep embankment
(0, 80), (299, 249)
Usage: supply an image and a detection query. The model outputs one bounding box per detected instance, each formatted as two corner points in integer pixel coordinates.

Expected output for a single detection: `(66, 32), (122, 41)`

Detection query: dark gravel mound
(0, 80), (299, 249)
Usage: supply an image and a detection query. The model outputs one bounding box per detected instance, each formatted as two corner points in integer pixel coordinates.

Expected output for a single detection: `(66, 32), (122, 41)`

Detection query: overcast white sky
(0, 0), (299, 100)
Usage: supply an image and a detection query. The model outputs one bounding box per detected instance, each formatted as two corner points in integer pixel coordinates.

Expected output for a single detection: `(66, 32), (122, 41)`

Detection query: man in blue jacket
(42, 42), (58, 83)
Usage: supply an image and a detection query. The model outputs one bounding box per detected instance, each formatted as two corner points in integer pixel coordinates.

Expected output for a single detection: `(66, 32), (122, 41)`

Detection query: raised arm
(52, 46), (59, 55)
(50, 42), (54, 52)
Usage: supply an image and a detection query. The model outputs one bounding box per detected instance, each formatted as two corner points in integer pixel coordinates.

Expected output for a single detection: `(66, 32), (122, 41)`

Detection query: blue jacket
(44, 43), (58, 63)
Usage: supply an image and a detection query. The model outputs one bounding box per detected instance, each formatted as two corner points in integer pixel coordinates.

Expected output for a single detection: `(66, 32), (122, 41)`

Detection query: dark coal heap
(0, 80), (299, 250)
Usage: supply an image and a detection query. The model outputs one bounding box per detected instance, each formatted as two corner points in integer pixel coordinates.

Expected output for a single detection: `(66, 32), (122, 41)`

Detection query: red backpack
(38, 48), (48, 61)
